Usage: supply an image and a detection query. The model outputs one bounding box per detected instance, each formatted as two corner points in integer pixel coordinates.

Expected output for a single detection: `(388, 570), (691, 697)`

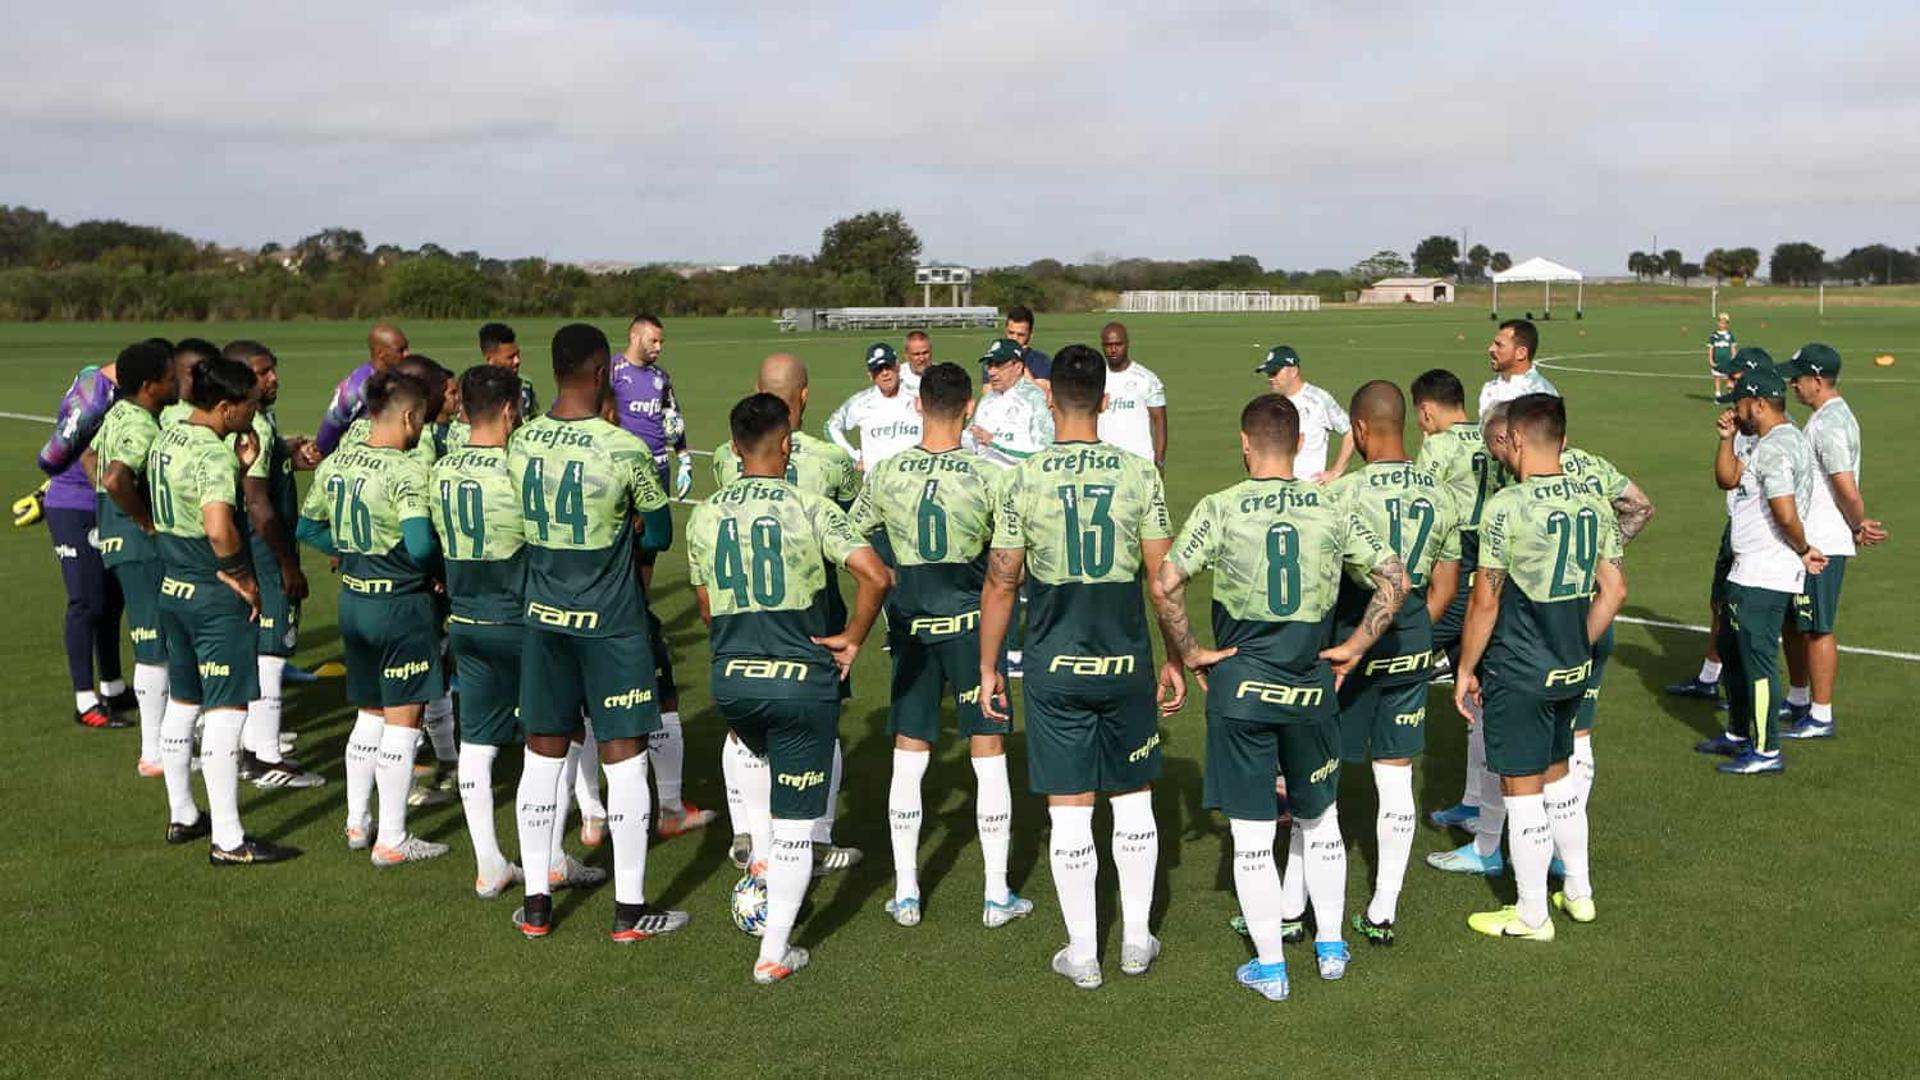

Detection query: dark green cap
(980, 338), (1024, 365)
(1255, 345), (1300, 375)
(1714, 346), (1771, 376)
(864, 341), (898, 371)
(1715, 364), (1787, 404)
(1777, 343), (1841, 379)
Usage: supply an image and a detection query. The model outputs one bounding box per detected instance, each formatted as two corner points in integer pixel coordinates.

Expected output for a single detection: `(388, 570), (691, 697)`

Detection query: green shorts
(1204, 705), (1342, 822)
(158, 575), (258, 710)
(449, 619), (522, 746)
(1022, 674), (1162, 795)
(520, 627), (661, 742)
(714, 696), (839, 819)
(1335, 678), (1428, 762)
(1482, 681), (1579, 777)
(112, 559), (167, 665)
(887, 616), (1007, 742)
(1432, 529), (1478, 655)
(1793, 555), (1846, 635)
(1710, 525), (1734, 607)
(340, 593), (444, 709)
(1574, 625), (1616, 733)
(254, 558), (301, 658)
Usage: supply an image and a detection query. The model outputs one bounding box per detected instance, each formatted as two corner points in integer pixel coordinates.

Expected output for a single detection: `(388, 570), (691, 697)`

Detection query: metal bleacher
(776, 306), (1000, 332)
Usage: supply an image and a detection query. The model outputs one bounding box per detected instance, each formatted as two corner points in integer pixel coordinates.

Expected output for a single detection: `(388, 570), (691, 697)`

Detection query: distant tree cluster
(1623, 241), (1920, 287)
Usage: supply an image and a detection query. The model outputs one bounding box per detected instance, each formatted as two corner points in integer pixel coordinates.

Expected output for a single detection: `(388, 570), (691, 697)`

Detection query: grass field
(2, 301), (1917, 1076)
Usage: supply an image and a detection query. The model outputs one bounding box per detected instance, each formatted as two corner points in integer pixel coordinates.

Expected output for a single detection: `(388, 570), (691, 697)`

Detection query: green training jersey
(1560, 446), (1630, 503)
(1329, 461), (1461, 682)
(439, 420), (471, 458)
(688, 476), (868, 702)
(94, 399), (163, 567)
(712, 429), (860, 507)
(302, 443), (435, 595)
(432, 443), (526, 624)
(848, 446), (1001, 622)
(246, 408), (300, 569)
(1709, 328), (1736, 367)
(149, 421), (247, 580)
(159, 401), (192, 428)
(1479, 473), (1622, 696)
(340, 416), (438, 468)
(1416, 420), (1499, 533)
(992, 440), (1170, 684)
(509, 415), (666, 638)
(1170, 476), (1389, 713)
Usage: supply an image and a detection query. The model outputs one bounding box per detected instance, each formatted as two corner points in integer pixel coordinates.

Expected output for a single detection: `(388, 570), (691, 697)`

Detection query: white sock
(1231, 818), (1287, 964)
(972, 754), (1013, 903)
(1810, 701), (1833, 723)
(1048, 805), (1099, 964)
(603, 754), (653, 906)
(198, 708), (246, 850)
(811, 740), (844, 845)
(1368, 762), (1416, 924)
(1698, 659), (1722, 683)
(1571, 736), (1596, 806)
(1472, 761), (1507, 858)
(1298, 808), (1347, 943)
(100, 677), (127, 698)
(1279, 819), (1307, 920)
(134, 663), (168, 764)
(759, 818), (814, 964)
(244, 655), (287, 764)
(344, 710), (383, 831)
(516, 750), (565, 898)
(888, 748), (930, 902)
(161, 699), (201, 824)
(374, 724), (422, 849)
(552, 740), (579, 865)
(722, 735), (746, 837)
(649, 712), (686, 815)
(1461, 722), (1486, 808)
(1505, 792), (1552, 928)
(459, 743), (506, 878)
(573, 726), (606, 822)
(1545, 774), (1592, 901)
(1109, 790), (1159, 947)
(424, 693), (456, 763)
(1787, 685), (1810, 707)
(76, 690), (99, 711)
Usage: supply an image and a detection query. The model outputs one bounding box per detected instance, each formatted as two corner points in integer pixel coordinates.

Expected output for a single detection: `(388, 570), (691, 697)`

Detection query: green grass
(1, 302), (1917, 1076)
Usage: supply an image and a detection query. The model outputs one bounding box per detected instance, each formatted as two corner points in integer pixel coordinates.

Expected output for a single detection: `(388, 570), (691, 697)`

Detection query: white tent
(1491, 256), (1584, 319)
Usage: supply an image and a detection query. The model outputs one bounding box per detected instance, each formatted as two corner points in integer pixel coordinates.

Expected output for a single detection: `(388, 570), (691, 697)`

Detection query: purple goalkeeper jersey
(315, 361), (377, 454)
(37, 365), (118, 512)
(609, 355), (686, 463)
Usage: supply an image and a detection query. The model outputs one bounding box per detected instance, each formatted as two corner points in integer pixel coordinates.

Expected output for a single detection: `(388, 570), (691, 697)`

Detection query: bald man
(316, 323), (409, 454)
(711, 354), (866, 875)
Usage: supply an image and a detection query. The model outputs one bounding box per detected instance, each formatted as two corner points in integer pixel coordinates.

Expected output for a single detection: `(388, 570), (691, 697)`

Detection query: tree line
(1624, 242), (1920, 287)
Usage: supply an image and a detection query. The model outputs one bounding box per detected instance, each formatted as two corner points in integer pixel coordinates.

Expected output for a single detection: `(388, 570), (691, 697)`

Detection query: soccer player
(508, 323), (685, 942)
(848, 362), (1030, 929)
(315, 323), (409, 455)
(689, 392), (892, 983)
(1479, 319), (1559, 417)
(1707, 313), (1736, 398)
(1151, 392), (1407, 1000)
(824, 342), (923, 472)
(299, 370), (448, 865)
(220, 341), (325, 789)
(149, 356), (300, 864)
(479, 321), (540, 418)
(1328, 381), (1461, 946)
(1004, 304), (1051, 383)
(1779, 345), (1886, 739)
(712, 355), (862, 872)
(1454, 393), (1624, 939)
(1695, 367), (1825, 774)
(93, 341), (179, 772)
(1255, 346), (1352, 482)
(901, 330), (935, 394)
(433, 365), (529, 898)
(1096, 322), (1167, 469)
(979, 344), (1179, 990)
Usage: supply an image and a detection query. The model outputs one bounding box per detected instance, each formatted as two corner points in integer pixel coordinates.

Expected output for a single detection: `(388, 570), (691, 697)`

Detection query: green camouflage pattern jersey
(437, 420), (469, 458)
(1416, 420), (1500, 532)
(1170, 477), (1390, 716)
(1329, 460), (1461, 677)
(432, 444), (526, 624)
(1560, 446), (1630, 503)
(302, 444), (435, 594)
(93, 399), (163, 568)
(688, 476), (868, 701)
(159, 401), (192, 428)
(247, 409), (300, 569)
(148, 421), (246, 579)
(849, 446), (1001, 622)
(1479, 473), (1623, 695)
(340, 416), (439, 469)
(992, 441), (1171, 681)
(711, 428), (860, 507)
(508, 416), (666, 638)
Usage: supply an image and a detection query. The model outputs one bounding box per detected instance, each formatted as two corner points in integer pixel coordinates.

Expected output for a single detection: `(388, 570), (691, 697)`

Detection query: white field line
(1614, 614), (1919, 663)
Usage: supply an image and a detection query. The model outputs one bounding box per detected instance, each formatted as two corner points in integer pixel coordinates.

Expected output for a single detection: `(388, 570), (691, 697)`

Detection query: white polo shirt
(1097, 360), (1166, 462)
(824, 383), (923, 470)
(1802, 396), (1862, 557)
(1728, 423), (1815, 593)
(1477, 366), (1560, 418)
(1288, 381), (1350, 476)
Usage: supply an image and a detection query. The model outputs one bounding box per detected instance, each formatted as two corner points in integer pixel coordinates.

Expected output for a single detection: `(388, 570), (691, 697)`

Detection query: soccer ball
(730, 872), (767, 937)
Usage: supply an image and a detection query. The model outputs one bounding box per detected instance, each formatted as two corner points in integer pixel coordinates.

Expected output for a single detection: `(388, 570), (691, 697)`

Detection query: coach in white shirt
(1478, 318), (1559, 417)
(824, 342), (923, 471)
(1096, 322), (1166, 468)
(1257, 345), (1351, 482)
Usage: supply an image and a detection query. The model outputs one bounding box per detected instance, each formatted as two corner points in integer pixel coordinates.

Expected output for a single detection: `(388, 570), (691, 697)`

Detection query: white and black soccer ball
(730, 872), (768, 937)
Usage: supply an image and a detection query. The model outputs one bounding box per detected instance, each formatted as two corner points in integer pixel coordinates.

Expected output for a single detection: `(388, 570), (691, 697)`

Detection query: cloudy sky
(2, 1), (1914, 273)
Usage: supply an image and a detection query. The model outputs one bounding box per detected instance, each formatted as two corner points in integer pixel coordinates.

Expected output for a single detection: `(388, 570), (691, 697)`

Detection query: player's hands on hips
(1181, 644), (1237, 692)
(673, 453), (694, 499)
(979, 664), (1010, 723)
(1715, 410), (1738, 439)
(1802, 546), (1828, 575)
(1454, 671), (1482, 719)
(1157, 660), (1187, 715)
(811, 632), (860, 679)
(220, 569), (261, 621)
(1855, 519), (1888, 545)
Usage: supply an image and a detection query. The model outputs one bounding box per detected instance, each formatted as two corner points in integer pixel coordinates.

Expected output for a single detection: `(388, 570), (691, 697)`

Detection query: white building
(1359, 277), (1454, 304)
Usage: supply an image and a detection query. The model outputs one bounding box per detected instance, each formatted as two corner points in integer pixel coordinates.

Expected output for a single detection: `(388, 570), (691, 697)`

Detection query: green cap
(980, 338), (1024, 366)
(1715, 364), (1787, 404)
(864, 341), (899, 371)
(1715, 346), (1771, 376)
(1255, 345), (1300, 375)
(1777, 343), (1841, 379)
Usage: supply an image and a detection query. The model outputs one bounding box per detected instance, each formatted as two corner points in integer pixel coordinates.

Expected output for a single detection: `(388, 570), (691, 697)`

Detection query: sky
(2, 1), (1916, 274)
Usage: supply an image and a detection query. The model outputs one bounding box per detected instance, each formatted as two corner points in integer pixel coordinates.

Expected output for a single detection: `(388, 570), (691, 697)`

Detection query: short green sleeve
(1168, 494), (1222, 579)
